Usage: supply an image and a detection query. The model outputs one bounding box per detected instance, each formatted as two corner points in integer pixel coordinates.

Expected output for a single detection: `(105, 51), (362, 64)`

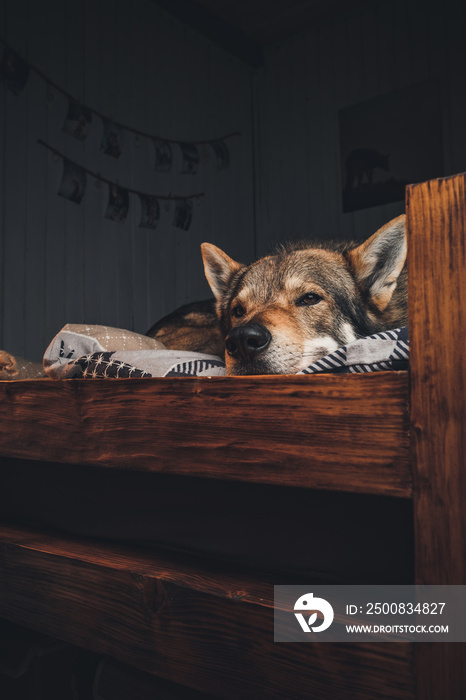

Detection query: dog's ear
(201, 243), (244, 301)
(346, 214), (406, 312)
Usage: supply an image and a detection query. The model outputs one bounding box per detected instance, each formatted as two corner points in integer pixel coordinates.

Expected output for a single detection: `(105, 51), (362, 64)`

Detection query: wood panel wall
(253, 0), (466, 255)
(2, 0), (466, 361)
(0, 0), (255, 360)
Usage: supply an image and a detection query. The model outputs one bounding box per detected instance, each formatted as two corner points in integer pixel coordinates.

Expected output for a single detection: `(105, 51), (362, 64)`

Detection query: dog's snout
(225, 323), (272, 363)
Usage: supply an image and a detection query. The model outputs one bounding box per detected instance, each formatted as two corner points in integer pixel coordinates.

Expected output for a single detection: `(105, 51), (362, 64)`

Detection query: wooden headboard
(0, 173), (464, 699)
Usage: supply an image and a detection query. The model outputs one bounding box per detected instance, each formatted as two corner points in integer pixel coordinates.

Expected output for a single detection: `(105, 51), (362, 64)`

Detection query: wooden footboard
(0, 372), (410, 496)
(0, 172), (464, 698)
(406, 173), (466, 699)
(0, 523), (416, 700)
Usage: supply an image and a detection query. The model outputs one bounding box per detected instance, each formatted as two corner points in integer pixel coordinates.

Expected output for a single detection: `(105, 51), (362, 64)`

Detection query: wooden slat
(406, 173), (466, 698)
(0, 372), (411, 497)
(0, 522), (416, 700)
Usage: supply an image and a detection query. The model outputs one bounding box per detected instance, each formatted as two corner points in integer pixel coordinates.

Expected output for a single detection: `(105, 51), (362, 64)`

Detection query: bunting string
(38, 139), (205, 200)
(1, 35), (238, 231)
(0, 36), (241, 148)
(39, 139), (201, 231)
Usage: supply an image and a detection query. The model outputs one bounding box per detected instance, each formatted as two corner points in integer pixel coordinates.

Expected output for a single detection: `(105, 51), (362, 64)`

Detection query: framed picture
(339, 82), (443, 213)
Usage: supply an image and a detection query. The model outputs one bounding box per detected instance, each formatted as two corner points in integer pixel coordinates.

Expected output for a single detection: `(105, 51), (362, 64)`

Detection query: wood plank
(24, 1), (48, 361)
(114, 0), (135, 331)
(303, 26), (327, 241)
(2, 1), (29, 358)
(43, 0), (68, 355)
(98, 0), (121, 330)
(0, 522), (416, 700)
(316, 23), (340, 238)
(0, 3), (6, 352)
(63, 0), (86, 329)
(94, 658), (219, 700)
(406, 173), (466, 698)
(129, 0), (150, 335)
(0, 373), (411, 497)
(82, 0), (104, 328)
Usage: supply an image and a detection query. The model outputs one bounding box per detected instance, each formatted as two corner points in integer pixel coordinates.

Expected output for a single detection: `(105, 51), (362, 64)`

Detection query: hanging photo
(101, 118), (123, 158)
(0, 48), (30, 95)
(63, 99), (93, 141)
(210, 140), (230, 170)
(153, 139), (172, 172)
(57, 159), (87, 204)
(105, 184), (129, 223)
(179, 143), (199, 174)
(45, 86), (55, 113)
(138, 195), (160, 230)
(339, 82), (443, 212)
(173, 198), (193, 231)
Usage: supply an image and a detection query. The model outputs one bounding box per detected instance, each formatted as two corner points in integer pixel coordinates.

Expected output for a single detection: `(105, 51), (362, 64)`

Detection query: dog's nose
(225, 324), (272, 363)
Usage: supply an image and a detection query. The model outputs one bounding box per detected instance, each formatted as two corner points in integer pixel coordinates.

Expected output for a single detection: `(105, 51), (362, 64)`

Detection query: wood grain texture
(254, 0), (466, 255)
(94, 658), (220, 700)
(0, 373), (411, 497)
(0, 522), (416, 700)
(0, 0), (255, 361)
(406, 173), (466, 698)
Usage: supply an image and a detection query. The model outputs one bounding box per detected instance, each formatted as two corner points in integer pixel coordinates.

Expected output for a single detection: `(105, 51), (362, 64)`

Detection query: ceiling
(153, 0), (373, 66)
(194, 0), (372, 46)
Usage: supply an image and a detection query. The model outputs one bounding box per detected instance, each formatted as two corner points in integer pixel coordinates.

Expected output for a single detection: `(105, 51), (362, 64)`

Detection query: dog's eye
(231, 304), (245, 318)
(296, 293), (322, 307)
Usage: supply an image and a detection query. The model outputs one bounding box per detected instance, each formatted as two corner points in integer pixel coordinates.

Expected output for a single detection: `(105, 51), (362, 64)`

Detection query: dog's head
(201, 215), (407, 375)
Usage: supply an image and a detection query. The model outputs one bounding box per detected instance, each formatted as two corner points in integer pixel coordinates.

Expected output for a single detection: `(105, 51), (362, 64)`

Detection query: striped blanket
(43, 325), (409, 378)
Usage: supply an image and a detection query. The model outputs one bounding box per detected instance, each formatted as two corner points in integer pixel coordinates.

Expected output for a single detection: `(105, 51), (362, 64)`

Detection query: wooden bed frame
(0, 173), (464, 699)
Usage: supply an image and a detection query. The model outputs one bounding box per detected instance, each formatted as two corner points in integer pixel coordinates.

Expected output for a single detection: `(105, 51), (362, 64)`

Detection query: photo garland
(45, 141), (203, 232)
(101, 119), (124, 159)
(0, 46), (29, 95)
(0, 41), (239, 173)
(138, 195), (161, 230)
(57, 159), (87, 204)
(1, 35), (240, 234)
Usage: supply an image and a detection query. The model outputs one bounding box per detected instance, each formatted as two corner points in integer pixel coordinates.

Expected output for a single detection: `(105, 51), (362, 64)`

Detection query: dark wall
(254, 0), (466, 253)
(0, 0), (255, 360)
(1, 0), (465, 361)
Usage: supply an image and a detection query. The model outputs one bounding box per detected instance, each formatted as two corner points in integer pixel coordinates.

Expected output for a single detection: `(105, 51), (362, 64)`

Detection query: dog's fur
(148, 215), (407, 375)
(146, 299), (224, 356)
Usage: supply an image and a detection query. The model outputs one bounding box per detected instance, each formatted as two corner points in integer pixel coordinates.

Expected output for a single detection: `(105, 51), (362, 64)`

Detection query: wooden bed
(0, 173), (464, 699)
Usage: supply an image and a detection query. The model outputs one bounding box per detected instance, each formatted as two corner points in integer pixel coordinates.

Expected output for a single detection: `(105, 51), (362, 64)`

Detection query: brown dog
(148, 215), (407, 375)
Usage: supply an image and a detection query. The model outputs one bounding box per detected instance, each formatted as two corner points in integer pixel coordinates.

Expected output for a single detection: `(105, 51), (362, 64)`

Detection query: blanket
(41, 324), (409, 378)
(0, 350), (46, 379)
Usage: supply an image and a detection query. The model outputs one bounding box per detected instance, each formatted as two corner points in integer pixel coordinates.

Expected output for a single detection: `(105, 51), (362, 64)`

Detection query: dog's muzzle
(225, 323), (272, 364)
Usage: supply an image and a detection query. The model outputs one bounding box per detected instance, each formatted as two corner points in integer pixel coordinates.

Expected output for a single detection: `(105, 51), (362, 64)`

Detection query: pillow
(299, 327), (409, 374)
(43, 324), (225, 378)
(43, 325), (409, 379)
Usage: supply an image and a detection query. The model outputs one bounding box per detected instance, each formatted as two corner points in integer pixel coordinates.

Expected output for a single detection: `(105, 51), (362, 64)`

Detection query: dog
(146, 299), (224, 357)
(147, 215), (407, 375)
